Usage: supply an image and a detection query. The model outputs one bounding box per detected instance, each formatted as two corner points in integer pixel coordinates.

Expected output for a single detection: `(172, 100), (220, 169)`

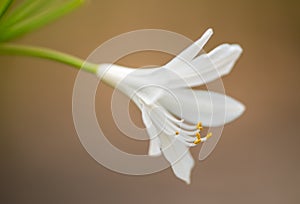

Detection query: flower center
(175, 121), (212, 145)
(139, 94), (213, 147)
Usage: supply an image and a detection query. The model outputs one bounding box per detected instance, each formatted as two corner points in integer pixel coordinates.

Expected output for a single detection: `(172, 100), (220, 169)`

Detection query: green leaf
(0, 0), (53, 27)
(0, 0), (13, 19)
(0, 0), (85, 42)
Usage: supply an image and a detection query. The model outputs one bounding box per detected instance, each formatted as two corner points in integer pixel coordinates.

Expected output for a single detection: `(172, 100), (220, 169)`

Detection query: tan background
(1, 0), (299, 203)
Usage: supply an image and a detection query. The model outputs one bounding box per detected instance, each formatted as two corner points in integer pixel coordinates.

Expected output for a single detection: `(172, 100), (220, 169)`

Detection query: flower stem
(0, 43), (98, 74)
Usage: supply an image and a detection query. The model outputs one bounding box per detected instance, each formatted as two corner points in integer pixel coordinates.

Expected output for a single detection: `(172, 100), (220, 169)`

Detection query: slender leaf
(0, 0), (84, 42)
(1, 0), (54, 27)
(0, 0), (13, 19)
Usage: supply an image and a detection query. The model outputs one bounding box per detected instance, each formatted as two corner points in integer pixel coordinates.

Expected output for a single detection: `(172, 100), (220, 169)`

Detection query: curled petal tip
(192, 29), (213, 48)
(237, 101), (246, 116)
(206, 28), (214, 35)
(228, 99), (246, 123)
(231, 44), (243, 54)
(185, 178), (191, 185)
(198, 28), (213, 42)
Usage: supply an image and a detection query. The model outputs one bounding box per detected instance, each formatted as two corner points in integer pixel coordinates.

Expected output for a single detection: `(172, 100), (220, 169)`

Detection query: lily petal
(141, 106), (161, 156)
(148, 136), (161, 156)
(166, 28), (213, 68)
(161, 44), (243, 88)
(158, 89), (245, 127)
(159, 133), (194, 184)
(113, 43), (242, 90)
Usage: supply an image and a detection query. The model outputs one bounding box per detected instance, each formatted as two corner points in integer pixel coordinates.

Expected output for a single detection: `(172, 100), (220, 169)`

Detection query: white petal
(97, 63), (134, 88)
(166, 28), (213, 68)
(162, 44), (243, 88)
(137, 86), (165, 106)
(141, 105), (152, 127)
(148, 136), (161, 156)
(203, 43), (242, 75)
(159, 133), (195, 184)
(158, 89), (245, 127)
(109, 43), (242, 91)
(141, 106), (162, 156)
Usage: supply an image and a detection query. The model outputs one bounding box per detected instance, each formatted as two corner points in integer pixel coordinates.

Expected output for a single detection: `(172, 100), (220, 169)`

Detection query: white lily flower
(96, 28), (245, 184)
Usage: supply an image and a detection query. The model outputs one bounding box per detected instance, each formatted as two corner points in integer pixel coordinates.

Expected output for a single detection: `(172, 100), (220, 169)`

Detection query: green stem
(0, 43), (98, 74)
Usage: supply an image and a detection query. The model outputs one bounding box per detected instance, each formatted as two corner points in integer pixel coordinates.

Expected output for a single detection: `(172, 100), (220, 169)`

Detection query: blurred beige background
(1, 0), (299, 203)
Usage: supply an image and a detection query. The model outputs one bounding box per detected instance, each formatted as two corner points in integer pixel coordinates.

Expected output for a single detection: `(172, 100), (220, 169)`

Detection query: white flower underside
(97, 28), (245, 184)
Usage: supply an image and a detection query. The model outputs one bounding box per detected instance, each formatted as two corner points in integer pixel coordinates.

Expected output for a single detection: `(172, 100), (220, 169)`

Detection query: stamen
(163, 112), (196, 131)
(196, 122), (203, 130)
(193, 132), (213, 145)
(167, 119), (198, 136)
(176, 136), (197, 147)
(151, 106), (212, 146)
(161, 108), (184, 124)
(178, 122), (198, 131)
(206, 132), (212, 139)
(194, 138), (201, 144)
(196, 132), (201, 139)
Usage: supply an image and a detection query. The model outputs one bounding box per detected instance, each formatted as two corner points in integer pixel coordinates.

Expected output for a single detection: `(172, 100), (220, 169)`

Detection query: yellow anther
(194, 138), (201, 144)
(206, 132), (212, 139)
(196, 122), (203, 130)
(195, 132), (201, 139)
(175, 131), (179, 135)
